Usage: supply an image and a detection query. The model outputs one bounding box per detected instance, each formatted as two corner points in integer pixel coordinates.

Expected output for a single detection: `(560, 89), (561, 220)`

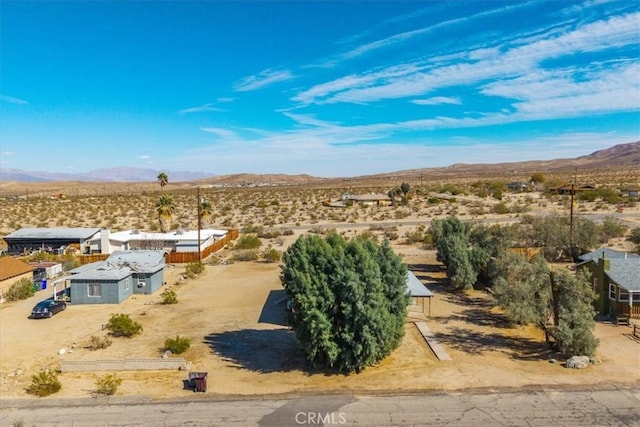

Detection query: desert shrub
(6, 278), (37, 302)
(493, 202), (510, 215)
(106, 314), (143, 338)
(95, 373), (122, 396)
(261, 247), (282, 263)
(185, 261), (204, 277)
(234, 234), (262, 250)
(88, 335), (112, 350)
(439, 183), (464, 195)
(384, 230), (399, 240)
(26, 370), (61, 397)
(597, 188), (621, 204)
(282, 229), (294, 236)
(160, 288), (178, 304)
(231, 250), (259, 262)
(241, 224), (263, 234)
(164, 335), (191, 354)
(630, 227), (640, 245)
(404, 228), (425, 244)
(598, 217), (628, 243)
(578, 191), (597, 202)
(258, 229), (282, 239)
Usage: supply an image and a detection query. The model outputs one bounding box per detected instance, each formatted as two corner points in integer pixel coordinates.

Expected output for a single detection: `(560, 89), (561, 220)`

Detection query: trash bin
(189, 372), (207, 392)
(41, 280), (47, 290)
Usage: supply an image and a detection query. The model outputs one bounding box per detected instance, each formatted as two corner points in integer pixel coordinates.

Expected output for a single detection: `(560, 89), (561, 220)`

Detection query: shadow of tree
(203, 329), (307, 374)
(436, 326), (551, 360)
(408, 263), (449, 289)
(258, 289), (289, 326)
(447, 308), (512, 329)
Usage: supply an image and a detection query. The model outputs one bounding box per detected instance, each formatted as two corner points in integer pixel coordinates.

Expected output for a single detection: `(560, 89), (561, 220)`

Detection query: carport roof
(5, 228), (101, 240)
(406, 271), (433, 297)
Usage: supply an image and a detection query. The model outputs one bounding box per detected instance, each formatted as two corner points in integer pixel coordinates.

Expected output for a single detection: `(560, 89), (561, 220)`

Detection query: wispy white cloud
(314, 1), (537, 68)
(2, 151), (16, 156)
(137, 155), (151, 160)
(0, 94), (28, 105)
(178, 103), (227, 114)
(293, 11), (640, 111)
(200, 127), (241, 140)
(411, 97), (461, 106)
(233, 69), (295, 92)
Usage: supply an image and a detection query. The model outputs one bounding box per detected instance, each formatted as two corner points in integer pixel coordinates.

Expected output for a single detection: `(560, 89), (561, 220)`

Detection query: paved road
(2, 386), (639, 426)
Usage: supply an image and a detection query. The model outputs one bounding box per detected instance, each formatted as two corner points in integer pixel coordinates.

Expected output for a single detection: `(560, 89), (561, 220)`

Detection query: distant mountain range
(1, 142), (638, 183)
(0, 167), (210, 183)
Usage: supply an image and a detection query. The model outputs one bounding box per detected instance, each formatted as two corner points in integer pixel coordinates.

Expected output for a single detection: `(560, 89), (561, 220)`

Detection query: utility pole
(197, 187), (201, 262)
(569, 169), (577, 259)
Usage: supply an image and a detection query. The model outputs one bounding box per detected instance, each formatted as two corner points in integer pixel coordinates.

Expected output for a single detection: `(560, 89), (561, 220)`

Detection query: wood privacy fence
(78, 229), (239, 265)
(511, 247), (541, 260)
(165, 229), (238, 263)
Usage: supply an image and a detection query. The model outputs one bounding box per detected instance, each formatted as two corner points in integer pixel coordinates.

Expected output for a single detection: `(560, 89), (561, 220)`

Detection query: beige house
(0, 257), (34, 302)
(342, 194), (392, 206)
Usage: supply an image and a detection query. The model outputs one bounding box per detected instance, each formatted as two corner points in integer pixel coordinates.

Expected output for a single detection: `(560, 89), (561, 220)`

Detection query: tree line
(429, 215), (620, 356)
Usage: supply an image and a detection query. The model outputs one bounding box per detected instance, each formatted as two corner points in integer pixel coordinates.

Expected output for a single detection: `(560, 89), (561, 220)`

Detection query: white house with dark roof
(69, 250), (165, 304)
(87, 229), (228, 254)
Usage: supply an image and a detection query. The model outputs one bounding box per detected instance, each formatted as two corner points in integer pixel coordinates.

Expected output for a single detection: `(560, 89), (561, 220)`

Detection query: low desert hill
(0, 142), (637, 197)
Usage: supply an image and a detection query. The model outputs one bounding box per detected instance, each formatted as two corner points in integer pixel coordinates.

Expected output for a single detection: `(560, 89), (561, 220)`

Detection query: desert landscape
(1, 147), (640, 401)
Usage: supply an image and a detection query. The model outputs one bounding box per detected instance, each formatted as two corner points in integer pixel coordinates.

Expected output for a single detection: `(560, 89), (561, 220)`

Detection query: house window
(619, 290), (629, 302)
(609, 284), (616, 300)
(88, 283), (102, 297)
(124, 278), (130, 291)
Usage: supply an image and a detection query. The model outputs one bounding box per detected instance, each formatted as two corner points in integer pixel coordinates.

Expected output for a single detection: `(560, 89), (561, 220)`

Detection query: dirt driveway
(1, 249), (639, 400)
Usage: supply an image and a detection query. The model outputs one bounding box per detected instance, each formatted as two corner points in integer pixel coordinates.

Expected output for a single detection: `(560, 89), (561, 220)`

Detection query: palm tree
(400, 182), (411, 204)
(156, 194), (175, 232)
(387, 187), (402, 206)
(199, 199), (213, 229)
(157, 172), (169, 192)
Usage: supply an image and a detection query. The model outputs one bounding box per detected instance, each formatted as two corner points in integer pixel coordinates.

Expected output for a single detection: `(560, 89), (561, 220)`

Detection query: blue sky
(1, 0), (639, 177)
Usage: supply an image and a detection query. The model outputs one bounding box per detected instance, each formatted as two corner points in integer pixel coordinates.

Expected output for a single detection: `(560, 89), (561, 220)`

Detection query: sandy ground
(1, 243), (638, 401)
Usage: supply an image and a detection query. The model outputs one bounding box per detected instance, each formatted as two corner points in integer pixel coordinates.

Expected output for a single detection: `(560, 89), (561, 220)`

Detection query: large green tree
(430, 216), (477, 290)
(281, 234), (409, 373)
(492, 252), (598, 356)
(519, 215), (598, 261)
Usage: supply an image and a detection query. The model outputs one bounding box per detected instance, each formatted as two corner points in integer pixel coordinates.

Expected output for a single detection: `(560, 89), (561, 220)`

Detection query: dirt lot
(1, 243), (638, 400)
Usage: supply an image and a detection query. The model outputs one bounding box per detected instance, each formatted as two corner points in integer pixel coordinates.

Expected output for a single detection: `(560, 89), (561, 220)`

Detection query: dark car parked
(30, 299), (66, 319)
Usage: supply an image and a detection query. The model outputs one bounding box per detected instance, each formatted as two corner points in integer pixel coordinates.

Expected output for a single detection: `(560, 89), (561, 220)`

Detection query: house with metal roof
(69, 250), (165, 304)
(341, 193), (392, 206)
(577, 248), (640, 321)
(4, 228), (101, 255)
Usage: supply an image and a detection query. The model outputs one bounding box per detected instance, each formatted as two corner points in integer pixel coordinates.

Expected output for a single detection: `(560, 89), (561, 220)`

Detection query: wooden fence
(165, 229), (238, 263)
(78, 229), (239, 265)
(77, 253), (109, 265)
(616, 302), (640, 319)
(511, 247), (541, 260)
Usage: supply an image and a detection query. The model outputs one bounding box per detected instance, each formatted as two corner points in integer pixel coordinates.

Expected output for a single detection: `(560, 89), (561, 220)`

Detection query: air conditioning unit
(137, 282), (146, 288)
